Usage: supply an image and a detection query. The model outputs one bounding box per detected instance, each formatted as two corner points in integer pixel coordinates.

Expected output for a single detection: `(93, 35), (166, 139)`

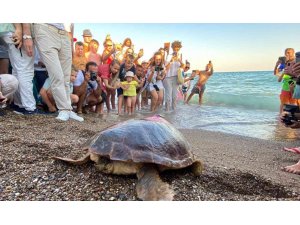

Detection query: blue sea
(156, 71), (300, 142)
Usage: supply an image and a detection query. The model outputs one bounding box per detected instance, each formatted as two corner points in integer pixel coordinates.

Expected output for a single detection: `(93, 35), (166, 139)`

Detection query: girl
(120, 71), (144, 115)
(147, 52), (166, 112)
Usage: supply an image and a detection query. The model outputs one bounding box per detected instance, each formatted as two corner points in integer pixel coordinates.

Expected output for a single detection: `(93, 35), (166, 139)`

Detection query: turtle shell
(83, 115), (195, 168)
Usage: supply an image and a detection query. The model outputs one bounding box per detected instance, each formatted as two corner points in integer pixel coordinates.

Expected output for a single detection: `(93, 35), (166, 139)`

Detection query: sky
(74, 23), (300, 72)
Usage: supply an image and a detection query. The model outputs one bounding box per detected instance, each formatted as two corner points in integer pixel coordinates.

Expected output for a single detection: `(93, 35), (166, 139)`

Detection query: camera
(281, 104), (300, 126)
(90, 71), (97, 81)
(155, 66), (163, 72)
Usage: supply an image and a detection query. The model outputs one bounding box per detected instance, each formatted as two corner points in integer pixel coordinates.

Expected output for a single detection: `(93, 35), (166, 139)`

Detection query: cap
(125, 71), (134, 78)
(82, 29), (92, 37)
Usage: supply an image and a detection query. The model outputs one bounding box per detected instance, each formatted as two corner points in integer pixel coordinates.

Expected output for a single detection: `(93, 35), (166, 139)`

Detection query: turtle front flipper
(191, 160), (204, 176)
(136, 164), (174, 201)
(52, 153), (91, 165)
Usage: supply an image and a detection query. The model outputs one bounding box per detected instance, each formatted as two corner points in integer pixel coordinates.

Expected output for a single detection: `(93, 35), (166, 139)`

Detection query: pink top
(98, 64), (111, 80)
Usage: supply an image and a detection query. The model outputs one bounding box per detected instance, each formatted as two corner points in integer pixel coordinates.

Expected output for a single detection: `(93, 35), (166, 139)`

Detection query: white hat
(125, 71), (134, 78)
(0, 74), (18, 99)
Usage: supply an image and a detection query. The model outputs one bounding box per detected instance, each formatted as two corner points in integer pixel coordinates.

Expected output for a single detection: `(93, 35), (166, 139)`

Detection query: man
(0, 23), (37, 114)
(33, 23), (83, 121)
(74, 61), (105, 114)
(85, 39), (101, 66)
(82, 29), (93, 54)
(98, 60), (120, 113)
(0, 74), (19, 106)
(72, 41), (87, 71)
(185, 61), (214, 105)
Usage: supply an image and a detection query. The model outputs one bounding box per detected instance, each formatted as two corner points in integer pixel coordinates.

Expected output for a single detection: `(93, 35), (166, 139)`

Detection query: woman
(147, 52), (166, 112)
(163, 40), (184, 111)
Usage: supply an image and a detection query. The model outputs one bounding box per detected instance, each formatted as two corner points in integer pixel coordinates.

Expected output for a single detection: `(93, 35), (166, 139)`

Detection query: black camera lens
(90, 72), (97, 81)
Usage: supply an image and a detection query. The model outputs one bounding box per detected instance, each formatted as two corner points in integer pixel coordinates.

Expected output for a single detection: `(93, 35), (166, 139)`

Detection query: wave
(188, 92), (280, 112)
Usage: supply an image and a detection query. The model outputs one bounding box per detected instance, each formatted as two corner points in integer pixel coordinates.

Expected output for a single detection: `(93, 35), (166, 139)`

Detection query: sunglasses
(185, 67), (190, 69)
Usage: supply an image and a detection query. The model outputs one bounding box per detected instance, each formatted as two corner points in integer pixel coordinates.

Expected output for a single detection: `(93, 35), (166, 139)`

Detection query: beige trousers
(32, 23), (72, 110)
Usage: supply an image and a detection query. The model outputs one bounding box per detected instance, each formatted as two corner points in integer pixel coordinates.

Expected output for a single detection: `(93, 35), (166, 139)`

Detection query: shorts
(191, 84), (206, 94)
(117, 87), (123, 97)
(182, 87), (188, 94)
(280, 90), (297, 105)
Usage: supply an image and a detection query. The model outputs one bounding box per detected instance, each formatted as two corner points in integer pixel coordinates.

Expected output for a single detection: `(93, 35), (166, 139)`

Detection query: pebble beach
(1, 109), (300, 201)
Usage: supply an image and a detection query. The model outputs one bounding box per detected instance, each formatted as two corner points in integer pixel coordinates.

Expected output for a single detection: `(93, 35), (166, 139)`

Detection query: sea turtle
(53, 115), (203, 201)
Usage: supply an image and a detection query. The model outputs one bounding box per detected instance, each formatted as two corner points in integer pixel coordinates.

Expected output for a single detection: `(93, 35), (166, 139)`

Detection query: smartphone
(296, 52), (300, 63)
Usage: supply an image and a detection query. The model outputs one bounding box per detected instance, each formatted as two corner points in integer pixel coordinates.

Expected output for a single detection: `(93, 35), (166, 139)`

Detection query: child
(277, 48), (298, 114)
(40, 66), (79, 113)
(119, 71), (144, 115)
(180, 74), (191, 102)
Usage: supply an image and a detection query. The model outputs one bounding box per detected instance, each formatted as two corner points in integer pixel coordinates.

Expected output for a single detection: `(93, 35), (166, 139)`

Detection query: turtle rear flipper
(52, 153), (91, 165)
(136, 164), (174, 201)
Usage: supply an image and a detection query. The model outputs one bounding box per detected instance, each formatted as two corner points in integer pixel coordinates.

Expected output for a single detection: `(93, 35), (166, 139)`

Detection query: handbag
(177, 68), (184, 85)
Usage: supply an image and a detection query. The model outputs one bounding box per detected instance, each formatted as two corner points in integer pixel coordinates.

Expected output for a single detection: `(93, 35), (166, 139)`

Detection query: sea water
(158, 71), (300, 141)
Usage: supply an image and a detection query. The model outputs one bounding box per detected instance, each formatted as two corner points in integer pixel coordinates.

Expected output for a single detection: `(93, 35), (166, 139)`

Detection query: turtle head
(94, 158), (114, 174)
(103, 163), (114, 174)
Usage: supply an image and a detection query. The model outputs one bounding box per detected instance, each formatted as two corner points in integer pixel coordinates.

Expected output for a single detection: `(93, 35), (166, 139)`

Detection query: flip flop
(283, 147), (300, 154)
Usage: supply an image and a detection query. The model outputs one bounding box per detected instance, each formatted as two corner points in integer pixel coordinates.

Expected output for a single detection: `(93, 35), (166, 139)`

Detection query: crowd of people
(274, 47), (300, 175)
(0, 23), (214, 120)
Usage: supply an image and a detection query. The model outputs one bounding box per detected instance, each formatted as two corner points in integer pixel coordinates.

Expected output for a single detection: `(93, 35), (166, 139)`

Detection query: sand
(0, 109), (299, 200)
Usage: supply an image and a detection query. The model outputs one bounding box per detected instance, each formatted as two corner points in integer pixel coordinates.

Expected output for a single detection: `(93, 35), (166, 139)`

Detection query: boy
(40, 66), (79, 113)
(185, 61), (214, 105)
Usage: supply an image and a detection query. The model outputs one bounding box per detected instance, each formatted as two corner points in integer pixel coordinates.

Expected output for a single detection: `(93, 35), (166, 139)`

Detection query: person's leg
(131, 96), (136, 114)
(118, 95), (124, 115)
(105, 89), (111, 112)
(171, 76), (178, 110)
(185, 92), (194, 104)
(70, 94), (79, 104)
(126, 97), (131, 115)
(3, 36), (36, 111)
(40, 88), (56, 112)
(198, 85), (206, 105)
(111, 89), (116, 110)
(33, 24), (72, 111)
(157, 89), (164, 110)
(0, 58), (9, 74)
(58, 32), (72, 108)
(163, 77), (172, 111)
(0, 38), (10, 74)
(150, 90), (158, 112)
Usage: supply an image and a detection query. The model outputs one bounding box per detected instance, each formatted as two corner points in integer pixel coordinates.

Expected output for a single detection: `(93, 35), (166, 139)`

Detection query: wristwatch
(23, 35), (32, 40)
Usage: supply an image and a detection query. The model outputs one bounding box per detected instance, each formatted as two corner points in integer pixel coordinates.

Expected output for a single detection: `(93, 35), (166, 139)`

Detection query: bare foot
(282, 161), (300, 175)
(49, 107), (57, 113)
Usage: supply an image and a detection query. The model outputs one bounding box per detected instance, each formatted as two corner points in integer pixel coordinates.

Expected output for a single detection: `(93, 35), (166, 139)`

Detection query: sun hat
(125, 71), (134, 78)
(82, 29), (92, 37)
